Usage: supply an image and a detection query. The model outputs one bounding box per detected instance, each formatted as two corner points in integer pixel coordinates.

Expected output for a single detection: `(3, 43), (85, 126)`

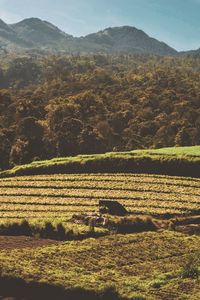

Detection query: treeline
(0, 53), (200, 170)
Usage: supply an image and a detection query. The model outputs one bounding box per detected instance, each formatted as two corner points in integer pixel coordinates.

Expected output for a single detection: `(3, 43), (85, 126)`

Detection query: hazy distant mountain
(10, 18), (73, 48)
(0, 17), (188, 55)
(180, 48), (200, 56)
(83, 26), (178, 56)
(0, 18), (31, 48)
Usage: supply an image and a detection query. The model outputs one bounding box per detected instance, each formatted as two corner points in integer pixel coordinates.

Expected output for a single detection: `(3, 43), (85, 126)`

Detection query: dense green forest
(0, 53), (200, 170)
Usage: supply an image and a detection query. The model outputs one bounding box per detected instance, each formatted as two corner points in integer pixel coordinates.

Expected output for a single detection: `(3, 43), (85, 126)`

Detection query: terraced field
(0, 173), (200, 222)
(0, 172), (200, 300)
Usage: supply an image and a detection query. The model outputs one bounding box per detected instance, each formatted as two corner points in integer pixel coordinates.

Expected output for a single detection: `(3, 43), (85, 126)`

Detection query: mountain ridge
(0, 17), (198, 55)
(84, 26), (177, 55)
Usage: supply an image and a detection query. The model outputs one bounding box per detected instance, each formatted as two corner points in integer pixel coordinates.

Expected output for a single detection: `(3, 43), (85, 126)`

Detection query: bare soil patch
(0, 236), (60, 250)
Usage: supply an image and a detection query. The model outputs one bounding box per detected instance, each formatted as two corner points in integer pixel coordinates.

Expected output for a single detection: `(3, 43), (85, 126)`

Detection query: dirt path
(0, 236), (60, 250)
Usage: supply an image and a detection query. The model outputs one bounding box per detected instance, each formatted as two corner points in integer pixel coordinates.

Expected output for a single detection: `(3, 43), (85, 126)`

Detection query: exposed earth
(0, 236), (60, 250)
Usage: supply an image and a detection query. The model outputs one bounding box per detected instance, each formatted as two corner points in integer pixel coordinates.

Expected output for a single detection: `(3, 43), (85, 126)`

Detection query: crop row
(0, 200), (199, 212)
(0, 181), (199, 195)
(0, 207), (184, 219)
(1, 173), (200, 186)
(0, 194), (199, 205)
(0, 187), (199, 203)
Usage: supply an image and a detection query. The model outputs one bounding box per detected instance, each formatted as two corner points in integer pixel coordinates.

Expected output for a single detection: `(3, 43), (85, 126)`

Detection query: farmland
(0, 168), (200, 299)
(0, 173), (200, 222)
(0, 231), (199, 300)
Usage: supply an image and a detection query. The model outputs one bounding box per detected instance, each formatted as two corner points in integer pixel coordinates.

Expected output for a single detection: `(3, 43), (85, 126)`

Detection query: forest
(0, 52), (200, 170)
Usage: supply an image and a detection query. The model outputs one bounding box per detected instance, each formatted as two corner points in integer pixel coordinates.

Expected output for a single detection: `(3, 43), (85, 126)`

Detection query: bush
(180, 255), (199, 279)
(0, 219), (107, 241)
(56, 223), (66, 240)
(0, 220), (32, 236)
(109, 216), (157, 234)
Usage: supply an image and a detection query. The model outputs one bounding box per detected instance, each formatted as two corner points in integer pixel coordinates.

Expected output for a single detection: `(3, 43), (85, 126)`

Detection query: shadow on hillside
(0, 276), (126, 300)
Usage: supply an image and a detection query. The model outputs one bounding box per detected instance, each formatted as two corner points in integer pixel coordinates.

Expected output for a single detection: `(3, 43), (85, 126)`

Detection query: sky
(0, 0), (199, 51)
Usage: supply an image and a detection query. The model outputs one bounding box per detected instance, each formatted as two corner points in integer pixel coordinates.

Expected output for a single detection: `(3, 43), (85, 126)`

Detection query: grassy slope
(133, 146), (200, 156)
(0, 231), (199, 300)
(1, 146), (200, 178)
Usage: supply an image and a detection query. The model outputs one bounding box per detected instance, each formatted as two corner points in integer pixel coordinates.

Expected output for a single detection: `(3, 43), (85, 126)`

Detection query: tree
(175, 128), (192, 146)
(12, 117), (45, 163)
(0, 132), (11, 170)
(56, 118), (83, 156)
(0, 67), (6, 88)
(79, 126), (106, 154)
(6, 57), (41, 88)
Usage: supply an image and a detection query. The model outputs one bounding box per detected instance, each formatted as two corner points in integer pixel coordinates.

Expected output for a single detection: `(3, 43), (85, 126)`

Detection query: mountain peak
(0, 18), (179, 55)
(0, 18), (13, 32)
(85, 25), (177, 55)
(10, 17), (72, 47)
(15, 17), (42, 24)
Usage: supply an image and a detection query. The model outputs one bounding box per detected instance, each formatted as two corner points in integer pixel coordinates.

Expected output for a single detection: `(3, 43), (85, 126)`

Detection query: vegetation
(0, 54), (200, 170)
(1, 52), (200, 299)
(0, 219), (107, 241)
(0, 171), (199, 299)
(0, 231), (199, 299)
(180, 253), (199, 279)
(1, 145), (200, 178)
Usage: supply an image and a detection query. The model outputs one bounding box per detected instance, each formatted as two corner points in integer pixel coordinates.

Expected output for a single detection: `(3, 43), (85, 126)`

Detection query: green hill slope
(1, 146), (200, 178)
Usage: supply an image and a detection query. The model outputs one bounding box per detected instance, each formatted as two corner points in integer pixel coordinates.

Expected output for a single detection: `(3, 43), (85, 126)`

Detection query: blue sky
(0, 0), (199, 51)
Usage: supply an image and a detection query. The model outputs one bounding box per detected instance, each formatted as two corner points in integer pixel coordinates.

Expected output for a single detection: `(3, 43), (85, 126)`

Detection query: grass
(0, 145), (200, 178)
(0, 231), (199, 299)
(132, 146), (200, 157)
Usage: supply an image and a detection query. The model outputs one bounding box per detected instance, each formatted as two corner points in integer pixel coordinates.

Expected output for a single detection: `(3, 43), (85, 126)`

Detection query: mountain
(83, 26), (177, 56)
(0, 18), (31, 48)
(0, 18), (178, 55)
(180, 48), (200, 56)
(10, 18), (73, 48)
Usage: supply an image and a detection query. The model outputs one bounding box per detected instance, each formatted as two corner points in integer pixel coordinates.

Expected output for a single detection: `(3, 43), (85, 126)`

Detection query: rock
(99, 200), (128, 216)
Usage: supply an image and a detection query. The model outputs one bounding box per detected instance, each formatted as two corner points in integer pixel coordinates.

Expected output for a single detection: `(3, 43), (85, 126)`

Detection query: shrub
(41, 222), (56, 239)
(180, 255), (199, 279)
(110, 216), (157, 234)
(56, 223), (66, 240)
(0, 220), (106, 241)
(0, 220), (32, 236)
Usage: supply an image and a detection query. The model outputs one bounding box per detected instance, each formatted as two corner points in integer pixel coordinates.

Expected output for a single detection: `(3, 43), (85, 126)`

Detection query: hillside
(10, 18), (73, 49)
(182, 48), (200, 56)
(0, 231), (199, 299)
(1, 54), (200, 170)
(0, 170), (200, 298)
(0, 17), (178, 55)
(84, 26), (177, 56)
(1, 146), (200, 178)
(0, 19), (31, 49)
